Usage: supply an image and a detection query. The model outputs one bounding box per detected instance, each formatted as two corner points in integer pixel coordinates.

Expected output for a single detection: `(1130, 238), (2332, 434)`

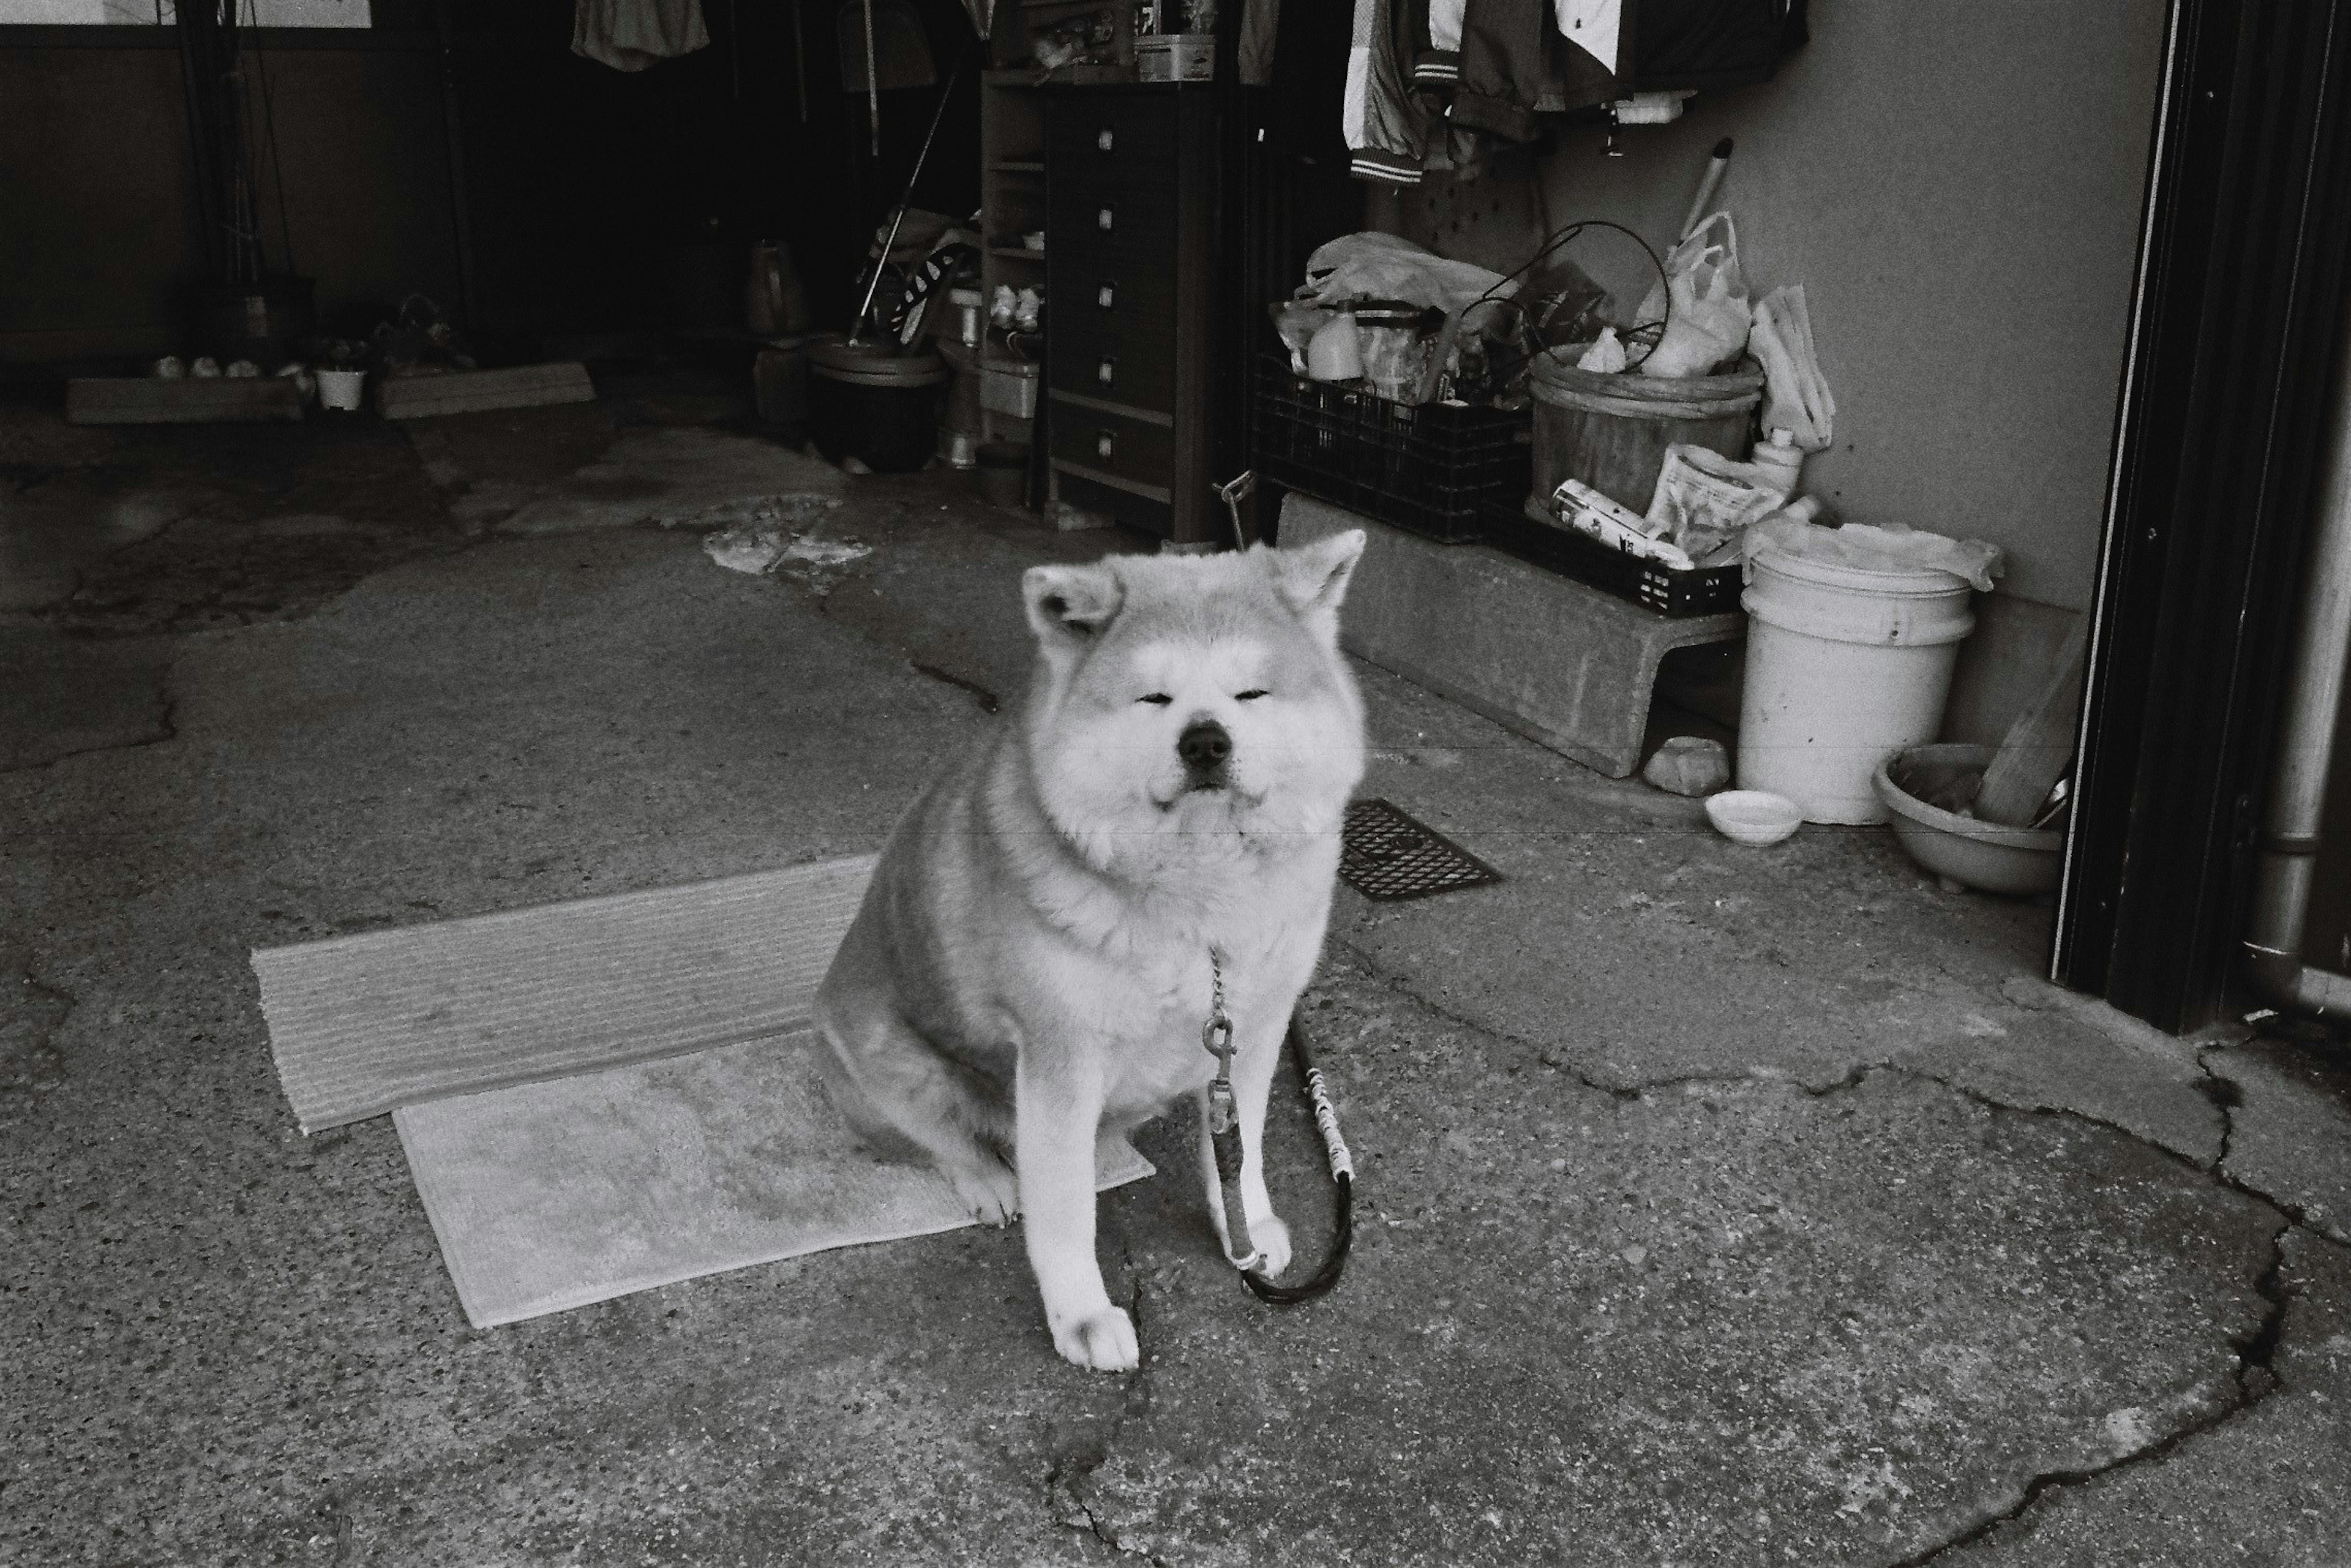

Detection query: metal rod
(793, 0), (809, 121)
(2243, 283), (2351, 1020)
(1679, 137), (1732, 242)
(863, 0), (880, 159)
(847, 62), (961, 344)
(434, 0), (482, 328)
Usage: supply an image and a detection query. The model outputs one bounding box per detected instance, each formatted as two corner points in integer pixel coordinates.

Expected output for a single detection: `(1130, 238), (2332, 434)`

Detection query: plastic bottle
(1750, 428), (1805, 498)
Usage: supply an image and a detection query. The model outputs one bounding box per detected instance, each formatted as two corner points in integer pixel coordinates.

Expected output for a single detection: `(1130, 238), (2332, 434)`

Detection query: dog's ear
(1022, 563), (1125, 647)
(1270, 528), (1365, 640)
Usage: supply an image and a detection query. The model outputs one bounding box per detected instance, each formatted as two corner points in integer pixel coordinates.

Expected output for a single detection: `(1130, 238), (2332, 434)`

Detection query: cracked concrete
(4, 376), (2349, 1565)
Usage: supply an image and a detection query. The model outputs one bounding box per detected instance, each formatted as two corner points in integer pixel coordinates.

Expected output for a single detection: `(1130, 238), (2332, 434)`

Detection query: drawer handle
(1096, 127), (1114, 152)
(1097, 206), (1114, 232)
(1096, 357), (1116, 387)
(1097, 429), (1116, 460)
(1097, 281), (1116, 310)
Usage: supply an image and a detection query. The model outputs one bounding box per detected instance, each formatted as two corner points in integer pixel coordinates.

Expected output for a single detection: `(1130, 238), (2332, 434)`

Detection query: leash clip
(1201, 1009), (1234, 1065)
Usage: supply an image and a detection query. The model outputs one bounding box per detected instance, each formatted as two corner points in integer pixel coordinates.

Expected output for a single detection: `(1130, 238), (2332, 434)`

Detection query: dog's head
(1019, 531), (1368, 876)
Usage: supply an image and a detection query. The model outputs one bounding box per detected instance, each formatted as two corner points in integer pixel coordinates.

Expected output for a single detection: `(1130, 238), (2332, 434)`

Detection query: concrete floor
(5, 369), (2350, 1566)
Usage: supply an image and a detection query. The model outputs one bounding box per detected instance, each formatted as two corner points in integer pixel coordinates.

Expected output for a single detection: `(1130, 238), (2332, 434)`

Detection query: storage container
(808, 336), (946, 473)
(753, 337), (808, 426)
(1527, 349), (1762, 515)
(1253, 353), (1528, 544)
(1137, 33), (1215, 80)
(1738, 545), (1976, 823)
(1480, 497), (1742, 617)
(976, 441), (1030, 507)
(980, 358), (1040, 419)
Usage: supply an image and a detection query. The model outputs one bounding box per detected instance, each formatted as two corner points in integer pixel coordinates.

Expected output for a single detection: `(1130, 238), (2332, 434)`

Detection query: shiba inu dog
(814, 531), (1368, 1371)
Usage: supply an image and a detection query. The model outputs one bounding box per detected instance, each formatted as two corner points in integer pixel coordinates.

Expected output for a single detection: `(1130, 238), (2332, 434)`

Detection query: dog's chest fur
(1027, 870), (1329, 1120)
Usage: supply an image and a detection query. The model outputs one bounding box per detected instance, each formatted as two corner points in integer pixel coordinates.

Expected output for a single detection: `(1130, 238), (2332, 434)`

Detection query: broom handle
(864, 0), (880, 157)
(849, 62), (964, 344)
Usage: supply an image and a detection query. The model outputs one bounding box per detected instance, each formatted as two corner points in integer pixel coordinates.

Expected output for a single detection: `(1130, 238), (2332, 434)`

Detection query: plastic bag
(1644, 444), (1785, 565)
(1743, 516), (2005, 593)
(1299, 232), (1518, 317)
(1750, 284), (1835, 451)
(1576, 327), (1629, 373)
(1635, 212), (1751, 378)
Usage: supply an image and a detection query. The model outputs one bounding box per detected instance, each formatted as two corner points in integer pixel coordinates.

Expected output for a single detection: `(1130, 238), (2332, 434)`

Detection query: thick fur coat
(814, 531), (1367, 1370)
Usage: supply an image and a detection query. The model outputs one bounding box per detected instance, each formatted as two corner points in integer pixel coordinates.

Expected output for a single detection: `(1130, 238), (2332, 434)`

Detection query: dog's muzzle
(1177, 718), (1232, 787)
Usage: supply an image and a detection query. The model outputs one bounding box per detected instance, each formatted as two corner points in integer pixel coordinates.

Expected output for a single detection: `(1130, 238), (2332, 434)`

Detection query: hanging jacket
(1349, 0), (1801, 168)
(1343, 0), (1428, 184)
(1450, 0), (1618, 140)
(1619, 0), (1804, 93)
(1411, 0), (1465, 100)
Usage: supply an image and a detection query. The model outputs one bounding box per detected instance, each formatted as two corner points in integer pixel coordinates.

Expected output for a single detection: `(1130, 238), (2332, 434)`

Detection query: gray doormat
(253, 855), (1152, 1326)
(394, 1033), (1150, 1327)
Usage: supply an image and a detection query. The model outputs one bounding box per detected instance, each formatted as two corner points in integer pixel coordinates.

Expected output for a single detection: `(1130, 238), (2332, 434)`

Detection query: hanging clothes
(1241, 0), (1281, 84)
(1338, 0), (1802, 182)
(1341, 0), (1428, 185)
(1410, 0), (1463, 99)
(572, 0), (711, 70)
(1553, 0), (1620, 75)
(1452, 0), (1570, 141)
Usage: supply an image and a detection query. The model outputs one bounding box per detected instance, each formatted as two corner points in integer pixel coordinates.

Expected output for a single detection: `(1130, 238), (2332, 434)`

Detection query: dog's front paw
(1245, 1212), (1292, 1278)
(1049, 1306), (1139, 1372)
(942, 1158), (1019, 1227)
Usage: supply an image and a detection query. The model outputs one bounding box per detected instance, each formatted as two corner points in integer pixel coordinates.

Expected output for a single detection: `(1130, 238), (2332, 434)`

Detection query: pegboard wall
(1382, 141), (1675, 321)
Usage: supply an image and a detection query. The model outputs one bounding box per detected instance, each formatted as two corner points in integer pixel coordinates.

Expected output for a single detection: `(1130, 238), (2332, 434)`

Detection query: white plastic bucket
(1737, 547), (1976, 823)
(317, 369), (366, 411)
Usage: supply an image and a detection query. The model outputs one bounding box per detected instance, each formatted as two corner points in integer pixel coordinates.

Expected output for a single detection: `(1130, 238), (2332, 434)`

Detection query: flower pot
(317, 369), (367, 411)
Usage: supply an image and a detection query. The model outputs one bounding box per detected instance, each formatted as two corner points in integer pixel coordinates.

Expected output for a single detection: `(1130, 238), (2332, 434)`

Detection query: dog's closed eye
(1235, 689), (1269, 702)
(1138, 692), (1174, 706)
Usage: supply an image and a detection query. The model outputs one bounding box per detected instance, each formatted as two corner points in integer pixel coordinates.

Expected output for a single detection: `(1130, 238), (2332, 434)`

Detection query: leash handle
(1232, 1018), (1354, 1307)
(1301, 1065), (1354, 1181)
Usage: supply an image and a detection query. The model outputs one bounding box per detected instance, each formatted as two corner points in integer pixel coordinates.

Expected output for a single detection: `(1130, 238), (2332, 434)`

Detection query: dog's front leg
(1016, 1049), (1137, 1372)
(1194, 1018), (1292, 1278)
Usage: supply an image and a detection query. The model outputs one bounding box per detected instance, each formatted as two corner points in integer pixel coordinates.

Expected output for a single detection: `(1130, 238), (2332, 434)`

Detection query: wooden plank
(1974, 613), (2091, 826)
(375, 363), (595, 420)
(66, 377), (304, 426)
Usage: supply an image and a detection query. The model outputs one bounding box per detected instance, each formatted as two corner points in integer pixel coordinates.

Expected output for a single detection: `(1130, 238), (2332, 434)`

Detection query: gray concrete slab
(3, 387), (2347, 1566)
(2207, 1035), (2351, 1246)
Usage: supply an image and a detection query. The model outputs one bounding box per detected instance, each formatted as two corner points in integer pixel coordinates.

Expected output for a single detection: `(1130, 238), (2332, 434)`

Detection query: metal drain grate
(1338, 798), (1501, 902)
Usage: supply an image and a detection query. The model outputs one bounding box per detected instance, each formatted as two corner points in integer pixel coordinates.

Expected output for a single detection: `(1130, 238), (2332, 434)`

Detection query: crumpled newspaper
(704, 522), (870, 579)
(1744, 516), (2004, 592)
(679, 492), (871, 583)
(1297, 232), (1517, 316)
(1646, 444), (1784, 564)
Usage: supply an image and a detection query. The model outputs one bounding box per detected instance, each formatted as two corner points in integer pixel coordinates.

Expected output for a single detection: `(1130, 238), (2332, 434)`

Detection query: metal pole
(847, 62), (961, 344)
(2244, 287), (2351, 1021)
(434, 0), (482, 328)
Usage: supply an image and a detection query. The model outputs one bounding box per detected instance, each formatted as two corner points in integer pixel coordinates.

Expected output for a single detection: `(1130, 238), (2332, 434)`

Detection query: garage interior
(6, 2), (2351, 1562)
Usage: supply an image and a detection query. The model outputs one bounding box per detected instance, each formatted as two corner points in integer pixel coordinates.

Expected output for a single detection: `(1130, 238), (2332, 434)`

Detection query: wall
(0, 32), (463, 369)
(1389, 1), (2165, 745)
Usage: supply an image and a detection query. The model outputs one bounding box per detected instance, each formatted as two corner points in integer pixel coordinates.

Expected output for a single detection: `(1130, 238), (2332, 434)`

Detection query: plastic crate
(1253, 353), (1530, 544)
(1481, 498), (1744, 618)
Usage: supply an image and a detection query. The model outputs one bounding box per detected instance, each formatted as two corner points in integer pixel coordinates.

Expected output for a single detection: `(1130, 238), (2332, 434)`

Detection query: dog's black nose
(1177, 719), (1231, 772)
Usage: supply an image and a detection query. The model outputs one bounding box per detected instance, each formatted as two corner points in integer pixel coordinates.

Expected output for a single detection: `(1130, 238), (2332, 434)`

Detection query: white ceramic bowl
(1705, 789), (1803, 847)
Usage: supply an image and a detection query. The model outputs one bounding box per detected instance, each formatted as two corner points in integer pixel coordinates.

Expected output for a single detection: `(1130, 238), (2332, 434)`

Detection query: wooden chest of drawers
(1043, 86), (1220, 542)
